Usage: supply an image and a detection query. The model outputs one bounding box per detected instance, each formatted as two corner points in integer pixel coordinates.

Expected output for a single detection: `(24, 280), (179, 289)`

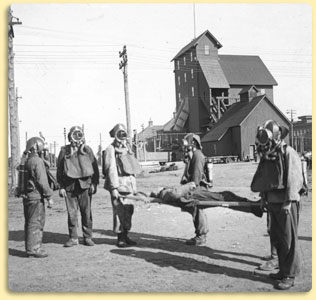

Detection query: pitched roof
(172, 30), (222, 61)
(202, 95), (266, 142)
(137, 125), (163, 141)
(218, 55), (278, 86)
(172, 97), (189, 131)
(239, 85), (259, 95)
(202, 94), (291, 143)
(161, 117), (175, 132)
(199, 56), (230, 88)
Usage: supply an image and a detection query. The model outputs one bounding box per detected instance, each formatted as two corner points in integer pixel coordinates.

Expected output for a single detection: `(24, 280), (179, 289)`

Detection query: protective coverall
(24, 153), (53, 255)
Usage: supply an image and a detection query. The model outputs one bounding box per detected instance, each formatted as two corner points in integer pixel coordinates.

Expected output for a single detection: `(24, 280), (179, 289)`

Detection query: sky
(10, 2), (312, 154)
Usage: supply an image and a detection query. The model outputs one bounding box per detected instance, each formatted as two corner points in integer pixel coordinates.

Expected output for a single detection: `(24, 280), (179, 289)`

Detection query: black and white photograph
(7, 2), (312, 293)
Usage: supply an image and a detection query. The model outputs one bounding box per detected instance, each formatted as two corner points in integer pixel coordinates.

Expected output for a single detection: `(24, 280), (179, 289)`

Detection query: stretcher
(120, 193), (261, 208)
(116, 181), (264, 218)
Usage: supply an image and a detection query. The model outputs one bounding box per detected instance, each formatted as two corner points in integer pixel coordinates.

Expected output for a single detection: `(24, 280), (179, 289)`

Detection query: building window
(205, 45), (210, 55)
(191, 68), (194, 79)
(177, 60), (180, 70)
(190, 52), (193, 61)
(178, 76), (180, 86)
(192, 87), (194, 97)
(183, 56), (186, 66)
(184, 73), (187, 82)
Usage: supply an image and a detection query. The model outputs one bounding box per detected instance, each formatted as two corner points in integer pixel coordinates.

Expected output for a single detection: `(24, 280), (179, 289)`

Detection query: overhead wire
(13, 26), (311, 77)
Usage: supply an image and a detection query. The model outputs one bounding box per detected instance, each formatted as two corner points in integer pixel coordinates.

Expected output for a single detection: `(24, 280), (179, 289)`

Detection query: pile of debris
(149, 163), (178, 173)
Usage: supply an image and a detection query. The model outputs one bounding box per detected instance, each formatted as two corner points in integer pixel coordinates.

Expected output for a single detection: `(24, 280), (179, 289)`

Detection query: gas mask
(255, 120), (288, 161)
(109, 123), (128, 147)
(182, 139), (193, 160)
(68, 126), (85, 148)
(25, 137), (45, 154)
(183, 133), (201, 160)
(115, 129), (128, 144)
(66, 126), (88, 156)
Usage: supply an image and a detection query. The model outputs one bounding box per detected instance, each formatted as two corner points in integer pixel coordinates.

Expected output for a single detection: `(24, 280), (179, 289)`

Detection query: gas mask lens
(71, 130), (84, 142)
(256, 129), (270, 145)
(116, 130), (127, 140)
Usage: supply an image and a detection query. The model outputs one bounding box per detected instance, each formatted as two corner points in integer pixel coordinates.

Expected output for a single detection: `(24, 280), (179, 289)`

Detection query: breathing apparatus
(16, 137), (45, 198)
(68, 126), (86, 155)
(255, 120), (289, 161)
(109, 123), (128, 141)
(182, 133), (202, 159)
(25, 137), (45, 154)
(109, 123), (132, 154)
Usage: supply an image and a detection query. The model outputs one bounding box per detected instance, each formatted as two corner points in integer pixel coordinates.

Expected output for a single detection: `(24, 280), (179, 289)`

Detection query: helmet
(109, 123), (128, 141)
(25, 137), (45, 153)
(68, 126), (85, 146)
(183, 133), (202, 150)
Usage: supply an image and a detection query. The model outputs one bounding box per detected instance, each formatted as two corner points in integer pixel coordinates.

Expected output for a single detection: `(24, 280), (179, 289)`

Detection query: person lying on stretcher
(117, 182), (263, 218)
(148, 182), (263, 218)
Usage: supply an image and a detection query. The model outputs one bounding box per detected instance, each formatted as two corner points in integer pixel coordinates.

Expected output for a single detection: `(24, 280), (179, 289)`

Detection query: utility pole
(64, 127), (67, 145)
(8, 7), (22, 191)
(119, 45), (132, 144)
(133, 129), (138, 158)
(286, 109), (296, 148)
(49, 143), (53, 165)
(16, 87), (22, 156)
(193, 3), (196, 39)
(53, 141), (58, 167)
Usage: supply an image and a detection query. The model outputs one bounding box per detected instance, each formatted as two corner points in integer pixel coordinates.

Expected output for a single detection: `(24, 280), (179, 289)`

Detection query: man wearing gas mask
(251, 120), (304, 290)
(180, 133), (211, 246)
(57, 126), (99, 247)
(22, 137), (54, 258)
(102, 123), (141, 248)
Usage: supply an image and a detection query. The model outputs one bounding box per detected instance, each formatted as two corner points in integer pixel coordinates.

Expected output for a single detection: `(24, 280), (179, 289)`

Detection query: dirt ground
(7, 162), (312, 293)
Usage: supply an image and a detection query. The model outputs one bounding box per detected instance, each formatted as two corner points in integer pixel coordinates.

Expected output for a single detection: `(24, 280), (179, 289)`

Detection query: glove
(281, 201), (292, 214)
(180, 177), (188, 185)
(89, 184), (97, 195)
(259, 192), (268, 212)
(59, 188), (66, 198)
(260, 198), (268, 212)
(47, 198), (54, 208)
(111, 188), (119, 199)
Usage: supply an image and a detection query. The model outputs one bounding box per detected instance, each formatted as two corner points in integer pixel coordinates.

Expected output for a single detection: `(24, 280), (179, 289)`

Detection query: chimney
(148, 118), (153, 127)
(239, 85), (259, 103)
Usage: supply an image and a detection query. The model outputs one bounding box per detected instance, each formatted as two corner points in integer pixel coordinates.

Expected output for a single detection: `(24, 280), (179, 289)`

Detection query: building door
(249, 145), (255, 161)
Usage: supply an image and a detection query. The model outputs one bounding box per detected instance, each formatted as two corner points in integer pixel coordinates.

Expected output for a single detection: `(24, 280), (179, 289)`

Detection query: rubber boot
(116, 232), (128, 248)
(124, 230), (137, 246)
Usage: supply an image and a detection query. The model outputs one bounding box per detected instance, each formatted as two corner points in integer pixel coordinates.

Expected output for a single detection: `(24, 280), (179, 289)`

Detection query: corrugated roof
(202, 95), (265, 142)
(172, 30), (222, 61)
(218, 55), (278, 86)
